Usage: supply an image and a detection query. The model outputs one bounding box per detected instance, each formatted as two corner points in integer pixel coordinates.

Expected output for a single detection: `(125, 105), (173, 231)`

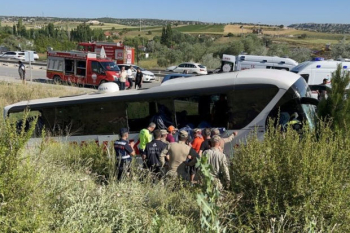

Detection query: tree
(160, 27), (166, 45)
(331, 39), (350, 59)
(12, 25), (16, 35)
(289, 47), (311, 62)
(165, 24), (173, 47)
(267, 43), (290, 57)
(318, 65), (350, 130)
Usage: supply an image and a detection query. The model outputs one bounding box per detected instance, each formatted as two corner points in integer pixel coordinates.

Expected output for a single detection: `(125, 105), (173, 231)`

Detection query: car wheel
(53, 75), (61, 85)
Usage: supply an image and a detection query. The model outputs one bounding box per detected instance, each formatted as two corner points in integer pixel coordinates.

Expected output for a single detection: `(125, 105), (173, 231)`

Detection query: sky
(0, 0), (349, 25)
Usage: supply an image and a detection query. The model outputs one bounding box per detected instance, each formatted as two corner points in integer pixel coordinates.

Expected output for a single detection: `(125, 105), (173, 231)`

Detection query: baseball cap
(168, 125), (178, 132)
(179, 130), (188, 138)
(160, 129), (168, 135)
(120, 128), (129, 135)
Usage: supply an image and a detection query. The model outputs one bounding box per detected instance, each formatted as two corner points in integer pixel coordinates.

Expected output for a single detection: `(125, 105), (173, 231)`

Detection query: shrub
(227, 123), (350, 232)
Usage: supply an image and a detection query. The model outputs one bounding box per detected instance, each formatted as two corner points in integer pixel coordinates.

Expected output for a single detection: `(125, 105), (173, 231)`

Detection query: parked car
(0, 51), (25, 60)
(166, 62), (208, 75)
(161, 73), (195, 84)
(118, 64), (155, 82)
(22, 51), (39, 60)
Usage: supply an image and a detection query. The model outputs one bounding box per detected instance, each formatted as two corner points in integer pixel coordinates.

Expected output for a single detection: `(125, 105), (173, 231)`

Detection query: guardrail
(0, 58), (47, 66)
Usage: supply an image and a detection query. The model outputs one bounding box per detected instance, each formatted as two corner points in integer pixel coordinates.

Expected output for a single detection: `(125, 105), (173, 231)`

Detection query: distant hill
(289, 23), (350, 34)
(0, 16), (222, 27)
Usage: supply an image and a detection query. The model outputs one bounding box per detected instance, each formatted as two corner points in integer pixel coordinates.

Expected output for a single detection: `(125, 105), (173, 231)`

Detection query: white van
(221, 54), (298, 72)
(290, 58), (350, 85)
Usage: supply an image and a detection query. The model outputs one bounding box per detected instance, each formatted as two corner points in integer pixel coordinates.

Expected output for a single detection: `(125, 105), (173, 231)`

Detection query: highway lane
(0, 64), (162, 89)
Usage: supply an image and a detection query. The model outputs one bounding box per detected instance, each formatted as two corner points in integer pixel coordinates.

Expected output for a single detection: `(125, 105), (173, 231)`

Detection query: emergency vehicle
(220, 54), (298, 72)
(78, 42), (135, 64)
(46, 50), (124, 87)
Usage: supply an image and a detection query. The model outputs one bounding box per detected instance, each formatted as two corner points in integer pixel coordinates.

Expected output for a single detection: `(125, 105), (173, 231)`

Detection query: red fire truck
(46, 51), (126, 87)
(78, 42), (135, 64)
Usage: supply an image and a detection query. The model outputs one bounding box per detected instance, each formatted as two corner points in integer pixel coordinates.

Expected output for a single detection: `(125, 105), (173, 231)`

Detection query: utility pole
(139, 18), (142, 32)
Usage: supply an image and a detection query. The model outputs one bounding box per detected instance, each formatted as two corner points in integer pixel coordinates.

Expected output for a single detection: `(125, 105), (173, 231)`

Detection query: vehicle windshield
(101, 62), (120, 71)
(291, 61), (312, 73)
(291, 77), (317, 129)
(270, 77), (317, 130)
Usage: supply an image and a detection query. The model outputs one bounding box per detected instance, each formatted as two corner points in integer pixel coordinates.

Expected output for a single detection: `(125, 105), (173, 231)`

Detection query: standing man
(18, 61), (26, 84)
(160, 129), (169, 144)
(127, 65), (133, 90)
(142, 129), (167, 178)
(135, 68), (143, 90)
(114, 128), (135, 180)
(211, 128), (237, 152)
(199, 128), (212, 156)
(202, 135), (230, 190)
(161, 130), (199, 180)
(166, 125), (177, 143)
(119, 66), (127, 90)
(139, 122), (156, 155)
(192, 128), (204, 153)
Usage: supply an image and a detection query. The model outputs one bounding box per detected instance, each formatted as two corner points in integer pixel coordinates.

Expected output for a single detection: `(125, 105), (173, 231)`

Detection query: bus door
(88, 60), (105, 86)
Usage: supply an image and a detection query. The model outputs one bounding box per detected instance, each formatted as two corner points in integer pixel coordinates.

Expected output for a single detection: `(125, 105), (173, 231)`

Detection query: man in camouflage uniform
(202, 135), (230, 190)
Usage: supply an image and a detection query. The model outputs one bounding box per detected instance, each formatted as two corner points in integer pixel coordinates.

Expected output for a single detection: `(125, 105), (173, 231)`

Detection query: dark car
(161, 73), (195, 84)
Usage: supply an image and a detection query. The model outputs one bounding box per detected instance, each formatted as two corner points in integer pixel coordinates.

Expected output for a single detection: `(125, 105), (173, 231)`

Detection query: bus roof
(4, 69), (301, 117)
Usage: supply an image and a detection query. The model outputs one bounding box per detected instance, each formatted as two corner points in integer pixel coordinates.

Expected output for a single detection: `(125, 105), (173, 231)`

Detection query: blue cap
(120, 128), (129, 135)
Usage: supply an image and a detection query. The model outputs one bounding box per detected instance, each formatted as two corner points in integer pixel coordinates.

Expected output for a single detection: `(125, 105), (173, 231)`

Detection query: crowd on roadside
(114, 122), (238, 189)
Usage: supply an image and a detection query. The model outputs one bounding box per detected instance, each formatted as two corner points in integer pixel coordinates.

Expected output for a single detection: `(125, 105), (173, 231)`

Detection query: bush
(226, 124), (350, 232)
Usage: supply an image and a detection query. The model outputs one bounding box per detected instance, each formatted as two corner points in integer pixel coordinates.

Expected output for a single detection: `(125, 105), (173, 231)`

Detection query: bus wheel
(53, 76), (61, 85)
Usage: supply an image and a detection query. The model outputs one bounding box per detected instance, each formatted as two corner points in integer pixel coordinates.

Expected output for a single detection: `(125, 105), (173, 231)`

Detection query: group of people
(119, 66), (143, 91)
(114, 122), (238, 189)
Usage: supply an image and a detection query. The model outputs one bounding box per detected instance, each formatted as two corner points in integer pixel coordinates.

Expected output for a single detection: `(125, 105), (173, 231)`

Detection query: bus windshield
(101, 62), (120, 71)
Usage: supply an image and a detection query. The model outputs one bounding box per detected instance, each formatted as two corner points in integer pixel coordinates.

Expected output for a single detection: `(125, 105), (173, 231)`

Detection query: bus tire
(53, 76), (61, 85)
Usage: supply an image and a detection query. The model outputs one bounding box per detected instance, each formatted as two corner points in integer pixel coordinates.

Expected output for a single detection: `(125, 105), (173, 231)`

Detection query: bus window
(42, 102), (127, 136)
(227, 85), (279, 129)
(127, 102), (153, 132)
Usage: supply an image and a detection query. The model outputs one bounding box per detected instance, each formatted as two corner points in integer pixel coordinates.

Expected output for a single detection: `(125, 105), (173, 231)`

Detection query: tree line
(0, 19), (106, 53)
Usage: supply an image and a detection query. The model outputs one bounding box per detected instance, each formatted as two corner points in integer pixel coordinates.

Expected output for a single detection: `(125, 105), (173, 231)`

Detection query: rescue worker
(139, 122), (156, 155)
(210, 128), (237, 152)
(287, 112), (302, 133)
(160, 129), (169, 144)
(166, 125), (177, 143)
(142, 129), (167, 179)
(114, 128), (135, 180)
(135, 68), (143, 89)
(161, 130), (199, 181)
(202, 135), (230, 190)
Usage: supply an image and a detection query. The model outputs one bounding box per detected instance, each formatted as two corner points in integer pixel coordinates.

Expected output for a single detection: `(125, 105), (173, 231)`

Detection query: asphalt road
(0, 63), (162, 89)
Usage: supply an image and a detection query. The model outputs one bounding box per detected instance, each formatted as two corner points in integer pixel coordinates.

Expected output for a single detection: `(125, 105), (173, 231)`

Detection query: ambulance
(290, 58), (350, 85)
(220, 54), (298, 72)
(46, 51), (125, 87)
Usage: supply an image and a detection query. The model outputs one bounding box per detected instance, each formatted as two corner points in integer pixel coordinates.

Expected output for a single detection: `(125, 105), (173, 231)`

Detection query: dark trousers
(127, 78), (133, 89)
(120, 82), (126, 90)
(117, 159), (131, 180)
(135, 79), (142, 89)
